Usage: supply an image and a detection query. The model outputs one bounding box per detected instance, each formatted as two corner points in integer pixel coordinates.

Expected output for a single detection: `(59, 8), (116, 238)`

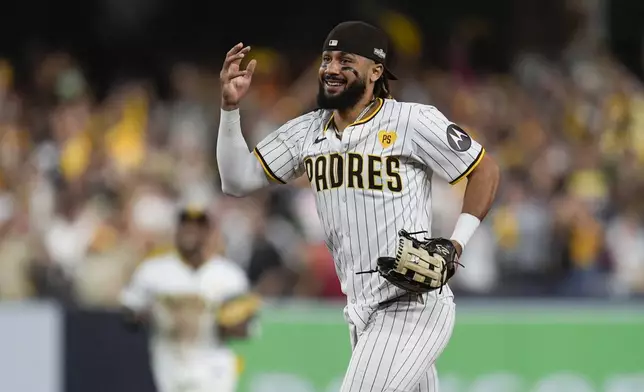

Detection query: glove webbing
(355, 231), (435, 275)
(356, 230), (464, 295)
(355, 230), (432, 277)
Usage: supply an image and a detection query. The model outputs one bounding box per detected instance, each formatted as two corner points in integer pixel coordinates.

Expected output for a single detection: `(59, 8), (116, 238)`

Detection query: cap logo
(374, 48), (386, 59)
(329, 40), (338, 46)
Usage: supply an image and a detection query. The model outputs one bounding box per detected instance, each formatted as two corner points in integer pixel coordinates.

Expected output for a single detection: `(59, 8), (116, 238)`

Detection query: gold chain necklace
(333, 98), (377, 138)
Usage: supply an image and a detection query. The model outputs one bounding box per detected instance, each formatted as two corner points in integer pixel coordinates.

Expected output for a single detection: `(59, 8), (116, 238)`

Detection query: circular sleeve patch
(446, 124), (472, 152)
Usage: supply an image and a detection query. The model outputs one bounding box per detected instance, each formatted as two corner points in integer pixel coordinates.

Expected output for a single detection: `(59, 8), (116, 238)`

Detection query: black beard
(317, 78), (367, 111)
(177, 245), (202, 264)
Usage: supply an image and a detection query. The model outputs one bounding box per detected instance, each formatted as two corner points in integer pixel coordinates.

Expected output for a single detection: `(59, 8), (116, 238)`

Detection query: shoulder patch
(446, 124), (472, 152)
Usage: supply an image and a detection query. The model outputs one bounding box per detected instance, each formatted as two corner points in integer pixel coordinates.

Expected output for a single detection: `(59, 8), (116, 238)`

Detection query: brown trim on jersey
(450, 148), (485, 185)
(253, 147), (287, 184)
(322, 97), (385, 132)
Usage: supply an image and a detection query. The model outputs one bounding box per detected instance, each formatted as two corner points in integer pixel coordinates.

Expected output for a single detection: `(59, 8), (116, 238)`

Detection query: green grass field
(231, 300), (644, 392)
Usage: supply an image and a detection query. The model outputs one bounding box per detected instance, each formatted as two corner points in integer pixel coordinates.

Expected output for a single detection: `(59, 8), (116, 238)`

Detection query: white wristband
(450, 213), (481, 249)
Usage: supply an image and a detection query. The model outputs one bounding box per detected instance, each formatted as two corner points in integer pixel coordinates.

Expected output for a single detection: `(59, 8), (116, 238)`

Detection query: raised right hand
(220, 43), (257, 110)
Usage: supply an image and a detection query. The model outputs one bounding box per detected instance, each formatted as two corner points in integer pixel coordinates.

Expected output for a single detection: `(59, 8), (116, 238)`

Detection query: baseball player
(216, 21), (499, 392)
(120, 206), (260, 392)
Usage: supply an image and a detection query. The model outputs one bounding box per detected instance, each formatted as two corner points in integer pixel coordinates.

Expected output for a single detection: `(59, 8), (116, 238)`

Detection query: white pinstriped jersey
(254, 98), (484, 328)
(120, 254), (247, 392)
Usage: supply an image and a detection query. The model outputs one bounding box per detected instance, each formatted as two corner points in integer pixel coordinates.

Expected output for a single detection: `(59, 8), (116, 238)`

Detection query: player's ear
(370, 63), (384, 83)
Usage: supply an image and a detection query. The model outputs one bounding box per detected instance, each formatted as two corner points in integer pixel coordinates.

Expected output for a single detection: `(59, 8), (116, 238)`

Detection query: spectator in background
(492, 174), (556, 296)
(290, 177), (344, 299)
(379, 10), (432, 105)
(1, 8), (644, 305)
(217, 197), (296, 298)
(164, 63), (214, 154)
(453, 222), (499, 295)
(38, 185), (97, 303)
(605, 199), (644, 298)
(432, 178), (500, 296)
(0, 197), (34, 301)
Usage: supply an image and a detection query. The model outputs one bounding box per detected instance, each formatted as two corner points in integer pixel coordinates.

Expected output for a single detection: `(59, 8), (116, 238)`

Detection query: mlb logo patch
(329, 40), (338, 46)
(374, 48), (386, 59)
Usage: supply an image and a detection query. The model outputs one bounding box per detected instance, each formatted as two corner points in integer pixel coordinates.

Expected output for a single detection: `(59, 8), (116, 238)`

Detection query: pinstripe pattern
(340, 297), (456, 392)
(412, 106), (484, 184)
(253, 99), (486, 310)
(254, 99), (481, 391)
(255, 114), (320, 182)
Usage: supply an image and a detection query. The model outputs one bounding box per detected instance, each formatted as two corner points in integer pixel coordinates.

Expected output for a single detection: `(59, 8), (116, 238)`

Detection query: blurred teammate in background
(216, 21), (499, 391)
(120, 206), (260, 392)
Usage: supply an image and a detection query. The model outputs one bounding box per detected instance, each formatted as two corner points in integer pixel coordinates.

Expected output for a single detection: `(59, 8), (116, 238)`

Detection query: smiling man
(216, 21), (500, 392)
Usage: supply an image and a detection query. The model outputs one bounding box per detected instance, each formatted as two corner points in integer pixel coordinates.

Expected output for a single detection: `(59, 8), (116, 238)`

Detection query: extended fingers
(226, 42), (244, 57)
(224, 44), (251, 68)
(227, 70), (249, 79)
(244, 59), (257, 77)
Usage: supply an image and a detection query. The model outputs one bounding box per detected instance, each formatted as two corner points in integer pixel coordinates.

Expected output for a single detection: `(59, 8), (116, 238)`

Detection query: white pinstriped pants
(340, 295), (456, 392)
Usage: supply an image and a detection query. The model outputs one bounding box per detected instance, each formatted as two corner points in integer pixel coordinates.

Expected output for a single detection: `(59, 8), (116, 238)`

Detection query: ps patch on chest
(378, 130), (397, 149)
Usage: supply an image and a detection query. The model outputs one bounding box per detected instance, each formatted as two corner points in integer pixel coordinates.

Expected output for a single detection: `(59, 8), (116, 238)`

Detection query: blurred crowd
(0, 8), (643, 308)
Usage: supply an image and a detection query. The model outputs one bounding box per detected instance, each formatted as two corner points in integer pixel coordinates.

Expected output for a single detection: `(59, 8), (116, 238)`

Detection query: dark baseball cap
(322, 21), (398, 80)
(178, 206), (210, 225)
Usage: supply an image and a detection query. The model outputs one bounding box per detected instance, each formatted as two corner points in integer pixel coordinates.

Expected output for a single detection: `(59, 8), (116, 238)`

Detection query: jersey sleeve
(253, 115), (311, 184)
(119, 263), (153, 312)
(220, 262), (250, 300)
(411, 105), (485, 184)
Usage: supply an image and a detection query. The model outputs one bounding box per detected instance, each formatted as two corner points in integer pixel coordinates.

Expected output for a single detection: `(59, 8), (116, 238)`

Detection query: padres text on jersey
(253, 98), (484, 328)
